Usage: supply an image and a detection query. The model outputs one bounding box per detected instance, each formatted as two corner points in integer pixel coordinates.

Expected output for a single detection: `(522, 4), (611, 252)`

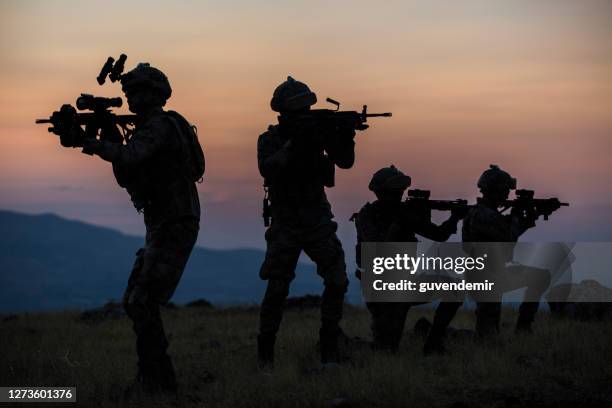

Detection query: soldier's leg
(367, 302), (410, 352)
(410, 275), (464, 353)
(303, 222), (348, 363)
(475, 301), (502, 337)
(124, 220), (198, 391)
(258, 223), (301, 366)
(424, 301), (462, 354)
(122, 248), (151, 379)
(420, 275), (465, 354)
(468, 269), (503, 338)
(130, 296), (175, 389)
(124, 279), (175, 391)
(258, 278), (293, 366)
(503, 264), (551, 332)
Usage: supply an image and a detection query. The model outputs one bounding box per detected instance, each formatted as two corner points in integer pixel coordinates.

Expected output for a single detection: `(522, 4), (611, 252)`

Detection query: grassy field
(1, 304), (611, 408)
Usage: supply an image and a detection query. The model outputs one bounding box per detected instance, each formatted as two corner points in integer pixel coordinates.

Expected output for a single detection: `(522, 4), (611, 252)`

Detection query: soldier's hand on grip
(50, 105), (84, 148)
(99, 122), (123, 144)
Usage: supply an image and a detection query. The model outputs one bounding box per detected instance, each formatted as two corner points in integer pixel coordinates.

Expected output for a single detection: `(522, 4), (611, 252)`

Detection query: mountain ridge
(1, 209), (355, 312)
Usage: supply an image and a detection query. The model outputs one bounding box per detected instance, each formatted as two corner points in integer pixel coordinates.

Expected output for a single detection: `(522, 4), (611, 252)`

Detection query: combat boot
(257, 334), (275, 370)
(424, 301), (461, 355)
(137, 357), (177, 394)
(516, 302), (538, 334)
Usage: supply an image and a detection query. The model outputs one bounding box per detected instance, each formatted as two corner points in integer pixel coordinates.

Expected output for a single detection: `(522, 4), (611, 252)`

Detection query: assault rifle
(405, 189), (471, 211)
(36, 94), (136, 143)
(500, 189), (568, 220)
(35, 54), (135, 144)
(403, 189), (472, 219)
(283, 97), (391, 131)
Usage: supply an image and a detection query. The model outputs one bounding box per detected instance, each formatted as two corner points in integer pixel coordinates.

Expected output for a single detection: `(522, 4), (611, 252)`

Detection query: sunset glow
(1, 0), (611, 248)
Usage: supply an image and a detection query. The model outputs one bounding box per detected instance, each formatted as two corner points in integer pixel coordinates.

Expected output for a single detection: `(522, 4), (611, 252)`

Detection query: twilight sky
(1, 0), (611, 249)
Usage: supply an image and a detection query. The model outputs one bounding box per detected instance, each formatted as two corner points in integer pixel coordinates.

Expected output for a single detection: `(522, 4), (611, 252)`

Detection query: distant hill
(0, 210), (361, 312)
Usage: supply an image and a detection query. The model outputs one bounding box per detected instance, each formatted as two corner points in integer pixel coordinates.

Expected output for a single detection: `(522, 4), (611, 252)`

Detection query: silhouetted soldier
(353, 165), (465, 354)
(462, 165), (550, 336)
(55, 63), (204, 392)
(257, 77), (355, 366)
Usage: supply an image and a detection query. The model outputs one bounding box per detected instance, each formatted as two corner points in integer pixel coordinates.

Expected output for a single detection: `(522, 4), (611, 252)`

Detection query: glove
(51, 105), (84, 147)
(100, 124), (123, 144)
(82, 138), (102, 156)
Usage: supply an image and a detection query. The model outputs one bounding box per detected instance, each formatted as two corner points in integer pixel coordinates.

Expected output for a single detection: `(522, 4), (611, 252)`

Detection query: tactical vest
(261, 125), (334, 224)
(125, 111), (201, 224)
(351, 201), (420, 277)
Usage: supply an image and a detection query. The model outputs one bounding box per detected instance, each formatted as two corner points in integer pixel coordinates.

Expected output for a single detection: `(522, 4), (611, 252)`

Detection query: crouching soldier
(462, 165), (553, 336)
(352, 165), (466, 354)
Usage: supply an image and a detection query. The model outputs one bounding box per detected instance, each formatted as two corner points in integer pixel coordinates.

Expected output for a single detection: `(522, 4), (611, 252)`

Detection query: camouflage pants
(258, 220), (348, 339)
(471, 263), (551, 336)
(123, 218), (199, 380)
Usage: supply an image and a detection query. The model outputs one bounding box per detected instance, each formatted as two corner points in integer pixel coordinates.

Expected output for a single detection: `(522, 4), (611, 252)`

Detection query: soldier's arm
(112, 162), (131, 188)
(82, 117), (170, 164)
(469, 210), (518, 241)
(257, 132), (293, 179)
(508, 213), (536, 239)
(324, 127), (355, 169)
(415, 215), (460, 242)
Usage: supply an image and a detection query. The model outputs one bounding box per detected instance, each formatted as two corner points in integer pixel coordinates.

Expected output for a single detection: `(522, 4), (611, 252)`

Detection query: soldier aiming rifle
(352, 165), (469, 354)
(36, 54), (205, 394)
(462, 165), (568, 336)
(257, 76), (391, 367)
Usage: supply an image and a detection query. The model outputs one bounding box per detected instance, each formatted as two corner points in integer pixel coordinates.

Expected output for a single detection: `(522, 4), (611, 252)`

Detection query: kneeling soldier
(353, 165), (466, 354)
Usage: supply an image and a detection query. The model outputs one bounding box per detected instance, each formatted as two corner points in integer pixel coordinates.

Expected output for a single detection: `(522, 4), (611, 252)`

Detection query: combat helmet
(369, 165), (412, 193)
(120, 63), (172, 102)
(477, 164), (517, 191)
(270, 76), (317, 112)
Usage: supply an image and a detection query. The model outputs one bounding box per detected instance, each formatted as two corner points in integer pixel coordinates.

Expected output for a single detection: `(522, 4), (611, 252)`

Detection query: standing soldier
(257, 77), (356, 367)
(54, 62), (204, 392)
(462, 165), (551, 336)
(352, 165), (466, 354)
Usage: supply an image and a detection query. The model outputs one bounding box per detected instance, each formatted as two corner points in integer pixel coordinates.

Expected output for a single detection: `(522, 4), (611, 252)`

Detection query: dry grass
(1, 305), (611, 408)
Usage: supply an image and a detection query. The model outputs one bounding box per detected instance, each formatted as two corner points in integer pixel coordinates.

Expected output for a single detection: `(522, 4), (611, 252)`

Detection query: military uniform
(82, 64), (202, 391)
(462, 165), (550, 336)
(353, 174), (463, 353)
(257, 77), (355, 365)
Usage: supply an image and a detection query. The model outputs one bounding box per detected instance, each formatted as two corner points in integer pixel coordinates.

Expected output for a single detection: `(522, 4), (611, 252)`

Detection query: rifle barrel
(366, 113), (392, 117)
(35, 119), (51, 124)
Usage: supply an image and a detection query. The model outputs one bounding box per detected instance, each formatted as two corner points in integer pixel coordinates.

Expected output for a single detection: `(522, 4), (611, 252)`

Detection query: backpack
(166, 110), (205, 183)
(349, 204), (369, 280)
